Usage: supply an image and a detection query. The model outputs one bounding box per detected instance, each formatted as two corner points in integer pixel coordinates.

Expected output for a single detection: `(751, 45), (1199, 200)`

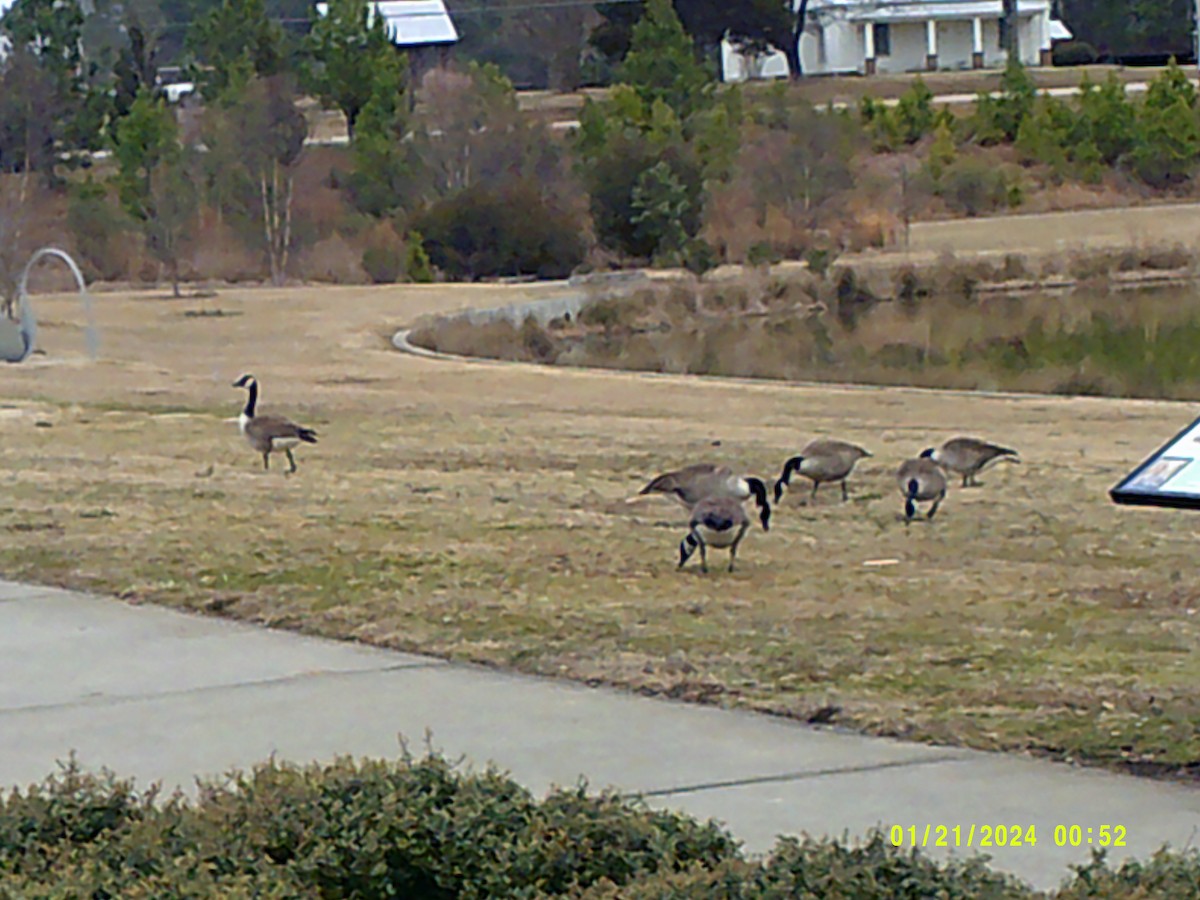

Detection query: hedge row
(0, 754), (1197, 898)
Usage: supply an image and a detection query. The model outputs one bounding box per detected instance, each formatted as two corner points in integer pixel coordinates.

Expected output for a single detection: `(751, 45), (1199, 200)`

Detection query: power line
(113, 0), (647, 31)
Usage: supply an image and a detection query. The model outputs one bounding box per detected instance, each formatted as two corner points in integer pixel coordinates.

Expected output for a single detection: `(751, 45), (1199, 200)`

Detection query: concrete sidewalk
(2, 580), (1198, 891)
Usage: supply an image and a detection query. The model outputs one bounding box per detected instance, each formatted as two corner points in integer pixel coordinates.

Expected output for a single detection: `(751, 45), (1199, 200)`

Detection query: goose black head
(773, 455), (805, 503)
(232, 374), (256, 389)
(745, 477), (771, 532)
(678, 532), (700, 568)
(919, 447), (935, 459)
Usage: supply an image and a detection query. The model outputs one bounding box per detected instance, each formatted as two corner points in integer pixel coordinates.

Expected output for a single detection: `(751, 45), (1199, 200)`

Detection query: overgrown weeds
(413, 246), (1200, 400)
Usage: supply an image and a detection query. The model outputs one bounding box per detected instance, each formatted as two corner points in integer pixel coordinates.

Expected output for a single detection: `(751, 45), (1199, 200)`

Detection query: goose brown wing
(639, 463), (729, 496)
(946, 437), (1016, 460)
(247, 414), (310, 441)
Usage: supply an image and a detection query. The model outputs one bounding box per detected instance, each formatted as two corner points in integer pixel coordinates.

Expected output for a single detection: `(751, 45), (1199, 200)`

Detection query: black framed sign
(1111, 413), (1200, 510)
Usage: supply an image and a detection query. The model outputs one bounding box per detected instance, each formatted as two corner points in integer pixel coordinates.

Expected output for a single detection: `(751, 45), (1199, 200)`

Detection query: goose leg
(286, 448), (297, 474)
(262, 451), (270, 471)
(728, 523), (749, 572)
(810, 481), (819, 502)
(928, 494), (944, 520)
(841, 480), (849, 502)
(698, 539), (708, 574)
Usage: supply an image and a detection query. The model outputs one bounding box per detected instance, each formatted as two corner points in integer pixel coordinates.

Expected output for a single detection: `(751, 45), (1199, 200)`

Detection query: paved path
(3, 579), (1199, 892)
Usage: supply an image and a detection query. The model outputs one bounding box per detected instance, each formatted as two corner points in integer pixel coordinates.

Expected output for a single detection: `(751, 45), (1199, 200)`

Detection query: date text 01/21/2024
(888, 825), (1128, 849)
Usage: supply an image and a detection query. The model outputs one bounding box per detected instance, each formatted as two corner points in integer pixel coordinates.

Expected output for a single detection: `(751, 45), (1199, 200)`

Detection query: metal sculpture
(1, 247), (97, 363)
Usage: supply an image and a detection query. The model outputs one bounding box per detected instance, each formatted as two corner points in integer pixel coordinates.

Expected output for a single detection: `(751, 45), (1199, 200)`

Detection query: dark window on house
(873, 23), (891, 57)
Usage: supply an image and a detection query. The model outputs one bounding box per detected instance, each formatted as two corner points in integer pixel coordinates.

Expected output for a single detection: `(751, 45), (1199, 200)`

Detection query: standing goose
(634, 463), (771, 531)
(774, 438), (872, 504)
(923, 437), (1019, 487)
(232, 374), (318, 473)
(678, 495), (751, 573)
(898, 454), (947, 522)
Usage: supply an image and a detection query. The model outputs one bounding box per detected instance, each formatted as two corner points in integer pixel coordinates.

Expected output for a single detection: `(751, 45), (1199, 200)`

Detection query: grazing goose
(774, 438), (871, 504)
(635, 463), (771, 531)
(923, 437), (1019, 487)
(897, 455), (947, 522)
(678, 495), (751, 573)
(232, 374), (318, 473)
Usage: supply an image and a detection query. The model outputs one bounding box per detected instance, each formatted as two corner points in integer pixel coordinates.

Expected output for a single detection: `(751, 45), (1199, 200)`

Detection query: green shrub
(0, 755), (738, 897)
(7, 750), (1200, 897)
(969, 58), (1038, 144)
(682, 238), (718, 276)
(1078, 74), (1139, 166)
(1057, 848), (1200, 900)
(805, 246), (837, 279)
(415, 181), (587, 280)
(405, 229), (435, 283)
(859, 95), (903, 151)
(924, 119), (958, 183)
(361, 244), (402, 284)
(938, 157), (1020, 216)
(894, 77), (935, 144)
(746, 241), (782, 268)
(1132, 96), (1200, 188)
(1052, 40), (1098, 66)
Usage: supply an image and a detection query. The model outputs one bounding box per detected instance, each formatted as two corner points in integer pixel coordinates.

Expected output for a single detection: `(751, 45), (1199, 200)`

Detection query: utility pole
(1002, 0), (1020, 60)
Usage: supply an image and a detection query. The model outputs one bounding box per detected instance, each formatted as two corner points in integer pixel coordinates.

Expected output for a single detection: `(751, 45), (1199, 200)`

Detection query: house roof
(810, 0), (1053, 19)
(1050, 18), (1072, 40)
(314, 1), (458, 47)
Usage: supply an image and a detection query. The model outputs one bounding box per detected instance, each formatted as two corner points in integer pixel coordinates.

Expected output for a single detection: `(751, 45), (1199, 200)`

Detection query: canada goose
(774, 439), (871, 504)
(232, 374), (318, 473)
(678, 495), (750, 573)
(923, 437), (1019, 487)
(897, 455), (947, 522)
(635, 463), (771, 531)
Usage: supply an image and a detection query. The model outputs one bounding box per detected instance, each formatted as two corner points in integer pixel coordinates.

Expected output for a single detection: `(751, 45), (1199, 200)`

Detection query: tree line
(3, 0), (1200, 298)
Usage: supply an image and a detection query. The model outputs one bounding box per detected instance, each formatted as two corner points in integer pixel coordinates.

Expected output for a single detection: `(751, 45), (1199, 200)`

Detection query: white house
(723, 0), (1069, 81)
(314, 1), (458, 48)
(0, 0), (17, 61)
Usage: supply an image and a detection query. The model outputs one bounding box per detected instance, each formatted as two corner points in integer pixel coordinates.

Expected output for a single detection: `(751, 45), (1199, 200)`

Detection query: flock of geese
(230, 374), (1020, 575)
(630, 437), (1020, 573)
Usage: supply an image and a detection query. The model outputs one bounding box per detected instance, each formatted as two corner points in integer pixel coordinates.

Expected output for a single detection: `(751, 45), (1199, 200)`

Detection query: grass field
(6, 258), (1200, 782)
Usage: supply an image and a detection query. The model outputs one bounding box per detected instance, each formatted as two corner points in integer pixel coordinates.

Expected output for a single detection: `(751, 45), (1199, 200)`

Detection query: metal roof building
(314, 0), (458, 47)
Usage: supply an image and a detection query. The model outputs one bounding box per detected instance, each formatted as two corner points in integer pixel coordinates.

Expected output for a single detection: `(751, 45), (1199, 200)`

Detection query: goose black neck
(243, 380), (258, 418)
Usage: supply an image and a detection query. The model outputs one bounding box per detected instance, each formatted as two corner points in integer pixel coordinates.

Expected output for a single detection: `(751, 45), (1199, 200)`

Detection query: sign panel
(1111, 413), (1200, 509)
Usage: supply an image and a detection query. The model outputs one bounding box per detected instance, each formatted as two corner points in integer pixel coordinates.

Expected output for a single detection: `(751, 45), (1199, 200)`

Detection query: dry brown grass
(7, 272), (1200, 781)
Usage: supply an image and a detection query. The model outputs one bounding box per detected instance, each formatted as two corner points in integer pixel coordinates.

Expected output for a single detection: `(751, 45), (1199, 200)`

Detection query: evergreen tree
(617, 0), (712, 121)
(305, 0), (403, 140)
(0, 0), (106, 174)
(112, 87), (198, 296)
(184, 0), (288, 101)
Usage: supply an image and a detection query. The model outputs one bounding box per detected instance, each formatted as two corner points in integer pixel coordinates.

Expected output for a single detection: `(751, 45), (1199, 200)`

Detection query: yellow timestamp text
(888, 824), (1128, 849)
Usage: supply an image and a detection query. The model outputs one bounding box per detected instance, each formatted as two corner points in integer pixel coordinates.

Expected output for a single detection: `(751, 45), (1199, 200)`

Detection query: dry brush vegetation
(412, 245), (1200, 400)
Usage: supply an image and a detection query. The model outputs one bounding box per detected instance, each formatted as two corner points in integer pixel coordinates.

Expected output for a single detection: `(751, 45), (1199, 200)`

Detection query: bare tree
(0, 52), (54, 314)
(206, 75), (307, 285)
(415, 64), (562, 202)
(0, 176), (33, 318)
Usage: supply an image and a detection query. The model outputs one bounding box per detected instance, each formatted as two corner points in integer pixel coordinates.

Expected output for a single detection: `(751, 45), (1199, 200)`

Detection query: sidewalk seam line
(0, 661), (446, 717)
(629, 754), (970, 799)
